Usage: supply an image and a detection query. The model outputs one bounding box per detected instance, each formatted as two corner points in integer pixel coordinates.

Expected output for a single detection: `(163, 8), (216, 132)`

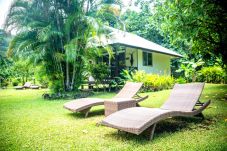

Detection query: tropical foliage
(151, 0), (227, 64)
(5, 0), (109, 92)
(2, 0), (226, 91)
(176, 59), (205, 82)
(121, 70), (175, 92)
(197, 66), (227, 84)
(88, 62), (110, 86)
(11, 60), (34, 85)
(122, 2), (165, 46)
(0, 29), (12, 88)
(92, 0), (124, 28)
(123, 0), (226, 83)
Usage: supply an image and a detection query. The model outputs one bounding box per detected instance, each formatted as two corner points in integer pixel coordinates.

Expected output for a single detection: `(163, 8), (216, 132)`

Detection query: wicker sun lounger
(101, 83), (211, 140)
(63, 82), (148, 117)
(15, 82), (31, 90)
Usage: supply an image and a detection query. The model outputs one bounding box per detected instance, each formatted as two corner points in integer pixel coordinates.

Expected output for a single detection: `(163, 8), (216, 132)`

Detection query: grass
(0, 84), (227, 151)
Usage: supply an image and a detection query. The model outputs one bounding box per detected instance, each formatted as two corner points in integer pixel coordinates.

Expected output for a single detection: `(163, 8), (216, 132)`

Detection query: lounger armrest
(193, 100), (211, 115)
(135, 95), (149, 103)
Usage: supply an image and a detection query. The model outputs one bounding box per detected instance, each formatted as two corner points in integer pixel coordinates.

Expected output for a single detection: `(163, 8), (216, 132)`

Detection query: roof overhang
(87, 27), (183, 58)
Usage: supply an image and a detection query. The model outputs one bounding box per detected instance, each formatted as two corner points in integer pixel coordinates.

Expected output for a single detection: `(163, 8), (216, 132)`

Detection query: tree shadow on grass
(66, 109), (104, 119)
(104, 117), (212, 144)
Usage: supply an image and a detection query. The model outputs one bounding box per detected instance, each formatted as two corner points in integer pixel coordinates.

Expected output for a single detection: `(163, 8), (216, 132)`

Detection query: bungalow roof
(89, 27), (182, 58)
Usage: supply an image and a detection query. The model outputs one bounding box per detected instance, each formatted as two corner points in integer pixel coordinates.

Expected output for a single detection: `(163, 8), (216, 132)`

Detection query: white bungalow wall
(138, 49), (171, 75)
(125, 47), (171, 75)
(125, 47), (138, 67)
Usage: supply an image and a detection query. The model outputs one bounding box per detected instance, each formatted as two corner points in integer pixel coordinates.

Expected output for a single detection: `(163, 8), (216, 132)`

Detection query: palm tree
(0, 29), (12, 87)
(5, 0), (106, 92)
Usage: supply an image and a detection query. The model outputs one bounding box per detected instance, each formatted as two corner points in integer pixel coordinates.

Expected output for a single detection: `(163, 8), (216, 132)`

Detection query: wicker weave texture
(104, 98), (136, 116)
(102, 101), (210, 135)
(63, 98), (104, 112)
(161, 83), (205, 111)
(63, 82), (145, 113)
(114, 82), (143, 99)
(101, 83), (210, 135)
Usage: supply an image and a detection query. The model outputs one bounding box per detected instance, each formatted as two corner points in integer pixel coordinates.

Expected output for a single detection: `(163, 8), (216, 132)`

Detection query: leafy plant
(5, 0), (113, 92)
(131, 70), (146, 83)
(175, 77), (187, 84)
(119, 70), (133, 81)
(176, 59), (204, 82)
(197, 66), (226, 83)
(0, 29), (12, 88)
(12, 79), (20, 86)
(88, 62), (110, 87)
(49, 79), (64, 93)
(152, 0), (227, 64)
(129, 70), (175, 92)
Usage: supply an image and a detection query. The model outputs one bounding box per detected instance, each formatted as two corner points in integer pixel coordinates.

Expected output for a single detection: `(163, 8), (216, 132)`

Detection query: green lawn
(0, 84), (227, 151)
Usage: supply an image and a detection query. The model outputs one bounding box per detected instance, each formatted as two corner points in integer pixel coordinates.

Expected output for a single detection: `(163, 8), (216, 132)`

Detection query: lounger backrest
(160, 83), (205, 111)
(24, 82), (31, 87)
(114, 82), (143, 99)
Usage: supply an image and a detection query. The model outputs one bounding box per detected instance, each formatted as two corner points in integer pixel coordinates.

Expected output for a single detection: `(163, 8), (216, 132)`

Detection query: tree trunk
(70, 61), (76, 91)
(66, 62), (70, 91)
(22, 77), (25, 85)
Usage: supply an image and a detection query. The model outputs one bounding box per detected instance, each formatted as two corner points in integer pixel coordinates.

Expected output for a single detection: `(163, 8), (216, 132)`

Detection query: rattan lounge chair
(15, 82), (31, 90)
(30, 85), (40, 89)
(101, 83), (211, 140)
(64, 82), (148, 117)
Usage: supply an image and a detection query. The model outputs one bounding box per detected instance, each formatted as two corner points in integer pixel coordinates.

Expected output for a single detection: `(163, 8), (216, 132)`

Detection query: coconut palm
(5, 0), (109, 92)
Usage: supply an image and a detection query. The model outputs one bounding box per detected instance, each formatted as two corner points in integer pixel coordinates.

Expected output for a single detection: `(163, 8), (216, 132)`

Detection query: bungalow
(90, 27), (182, 77)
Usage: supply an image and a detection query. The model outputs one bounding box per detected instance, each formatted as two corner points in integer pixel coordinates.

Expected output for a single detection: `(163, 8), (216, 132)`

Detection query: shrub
(132, 70), (146, 82)
(110, 70), (132, 88)
(35, 65), (49, 88)
(88, 63), (110, 84)
(131, 70), (175, 92)
(176, 59), (204, 82)
(1, 80), (9, 88)
(197, 66), (226, 83)
(49, 79), (64, 93)
(12, 79), (20, 86)
(175, 77), (187, 84)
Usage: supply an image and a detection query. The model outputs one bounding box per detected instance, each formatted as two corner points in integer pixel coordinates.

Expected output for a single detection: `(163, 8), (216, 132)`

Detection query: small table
(104, 98), (136, 116)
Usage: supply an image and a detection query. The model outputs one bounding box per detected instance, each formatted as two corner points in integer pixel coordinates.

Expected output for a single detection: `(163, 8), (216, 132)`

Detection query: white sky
(0, 0), (13, 28)
(0, 0), (137, 29)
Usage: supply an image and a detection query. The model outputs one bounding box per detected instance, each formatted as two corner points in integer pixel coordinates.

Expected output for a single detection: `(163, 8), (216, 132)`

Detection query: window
(143, 52), (153, 66)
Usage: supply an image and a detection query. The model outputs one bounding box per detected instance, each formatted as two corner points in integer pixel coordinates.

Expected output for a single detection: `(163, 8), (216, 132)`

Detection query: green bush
(131, 70), (175, 92)
(49, 79), (64, 93)
(34, 65), (49, 88)
(1, 80), (9, 88)
(49, 73), (65, 93)
(88, 63), (110, 84)
(175, 77), (187, 84)
(12, 79), (20, 86)
(197, 66), (226, 83)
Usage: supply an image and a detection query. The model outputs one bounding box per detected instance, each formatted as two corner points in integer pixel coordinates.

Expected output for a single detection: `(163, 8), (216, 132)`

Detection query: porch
(99, 46), (138, 77)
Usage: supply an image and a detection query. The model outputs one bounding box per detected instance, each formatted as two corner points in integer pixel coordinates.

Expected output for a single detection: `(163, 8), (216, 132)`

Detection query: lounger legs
(195, 113), (204, 120)
(80, 107), (91, 118)
(145, 124), (157, 140)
